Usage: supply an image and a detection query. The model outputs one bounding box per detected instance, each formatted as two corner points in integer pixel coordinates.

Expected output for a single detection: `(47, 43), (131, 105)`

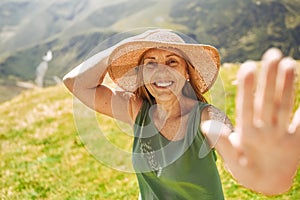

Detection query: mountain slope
(0, 0), (167, 54)
(171, 0), (300, 62)
(0, 84), (139, 199)
(0, 0), (299, 102)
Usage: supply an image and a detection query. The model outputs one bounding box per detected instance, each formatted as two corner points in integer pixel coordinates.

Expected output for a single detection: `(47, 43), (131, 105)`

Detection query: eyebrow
(144, 54), (180, 60)
(166, 53), (180, 58)
(143, 56), (156, 60)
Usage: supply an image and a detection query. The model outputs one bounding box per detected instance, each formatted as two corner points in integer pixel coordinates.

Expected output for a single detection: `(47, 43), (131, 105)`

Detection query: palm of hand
(228, 118), (300, 195)
(203, 48), (300, 195)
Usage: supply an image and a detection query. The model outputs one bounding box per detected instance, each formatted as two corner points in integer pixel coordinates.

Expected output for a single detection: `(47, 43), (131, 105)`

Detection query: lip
(152, 81), (174, 88)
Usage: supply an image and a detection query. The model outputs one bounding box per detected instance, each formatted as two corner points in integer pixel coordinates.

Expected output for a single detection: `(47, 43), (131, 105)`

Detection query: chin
(154, 92), (181, 102)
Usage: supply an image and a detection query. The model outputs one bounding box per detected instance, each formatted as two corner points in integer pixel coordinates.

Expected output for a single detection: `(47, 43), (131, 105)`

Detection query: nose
(155, 63), (175, 75)
(157, 62), (167, 69)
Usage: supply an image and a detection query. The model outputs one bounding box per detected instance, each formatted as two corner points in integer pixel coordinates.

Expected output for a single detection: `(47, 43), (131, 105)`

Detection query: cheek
(142, 69), (153, 84)
(170, 67), (187, 81)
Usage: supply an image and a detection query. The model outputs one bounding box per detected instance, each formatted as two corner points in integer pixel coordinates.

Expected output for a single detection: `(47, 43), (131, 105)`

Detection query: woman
(63, 29), (300, 199)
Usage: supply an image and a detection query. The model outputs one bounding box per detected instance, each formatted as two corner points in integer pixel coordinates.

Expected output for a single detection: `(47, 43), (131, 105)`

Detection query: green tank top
(132, 101), (224, 200)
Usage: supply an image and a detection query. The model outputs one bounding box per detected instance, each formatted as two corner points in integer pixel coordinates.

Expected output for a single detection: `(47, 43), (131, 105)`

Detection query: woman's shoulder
(201, 104), (233, 131)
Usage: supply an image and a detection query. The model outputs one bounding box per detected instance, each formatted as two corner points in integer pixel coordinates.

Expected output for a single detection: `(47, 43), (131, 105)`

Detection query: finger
(201, 121), (250, 167)
(254, 48), (283, 125)
(200, 120), (239, 161)
(290, 107), (300, 157)
(289, 107), (300, 133)
(275, 58), (297, 132)
(236, 61), (257, 132)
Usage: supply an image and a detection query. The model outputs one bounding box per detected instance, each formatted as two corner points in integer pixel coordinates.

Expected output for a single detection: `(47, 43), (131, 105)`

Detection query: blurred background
(0, 0), (299, 102)
(1, 0), (300, 199)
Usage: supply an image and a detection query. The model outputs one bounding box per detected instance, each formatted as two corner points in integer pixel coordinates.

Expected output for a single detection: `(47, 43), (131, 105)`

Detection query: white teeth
(155, 81), (173, 87)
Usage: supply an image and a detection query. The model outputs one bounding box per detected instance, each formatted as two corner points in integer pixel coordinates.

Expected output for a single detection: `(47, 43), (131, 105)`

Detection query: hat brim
(107, 40), (220, 93)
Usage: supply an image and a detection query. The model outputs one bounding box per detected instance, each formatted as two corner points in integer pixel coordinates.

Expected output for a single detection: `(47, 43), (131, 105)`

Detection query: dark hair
(134, 48), (207, 104)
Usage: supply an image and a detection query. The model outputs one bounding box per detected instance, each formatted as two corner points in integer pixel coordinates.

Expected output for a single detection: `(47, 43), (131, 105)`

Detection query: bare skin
(140, 48), (197, 141)
(202, 48), (300, 195)
(63, 45), (300, 195)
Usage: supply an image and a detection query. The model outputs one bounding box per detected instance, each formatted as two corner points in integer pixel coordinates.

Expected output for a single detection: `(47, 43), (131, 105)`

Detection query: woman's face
(141, 48), (189, 102)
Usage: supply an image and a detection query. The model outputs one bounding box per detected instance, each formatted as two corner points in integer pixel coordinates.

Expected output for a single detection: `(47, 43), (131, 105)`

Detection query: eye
(167, 59), (178, 67)
(144, 61), (157, 68)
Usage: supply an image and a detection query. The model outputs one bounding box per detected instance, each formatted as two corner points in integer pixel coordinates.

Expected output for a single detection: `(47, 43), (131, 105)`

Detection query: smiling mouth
(153, 81), (174, 88)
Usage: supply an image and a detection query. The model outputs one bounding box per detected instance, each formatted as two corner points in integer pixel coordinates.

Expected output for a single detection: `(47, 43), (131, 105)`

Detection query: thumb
(289, 106), (300, 133)
(201, 120), (232, 147)
(201, 120), (241, 164)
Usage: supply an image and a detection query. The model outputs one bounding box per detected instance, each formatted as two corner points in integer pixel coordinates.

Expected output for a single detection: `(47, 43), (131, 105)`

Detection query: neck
(155, 95), (185, 120)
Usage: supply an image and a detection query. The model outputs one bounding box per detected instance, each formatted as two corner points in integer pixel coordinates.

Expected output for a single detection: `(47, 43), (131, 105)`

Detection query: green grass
(0, 63), (300, 199)
(0, 85), (138, 199)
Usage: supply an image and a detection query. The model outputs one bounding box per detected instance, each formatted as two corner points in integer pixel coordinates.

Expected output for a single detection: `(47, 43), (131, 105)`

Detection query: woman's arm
(63, 46), (142, 124)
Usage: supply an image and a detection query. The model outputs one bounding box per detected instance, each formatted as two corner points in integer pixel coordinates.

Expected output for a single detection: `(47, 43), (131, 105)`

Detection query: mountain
(171, 0), (300, 62)
(0, 0), (173, 53)
(0, 0), (299, 102)
(0, 0), (120, 51)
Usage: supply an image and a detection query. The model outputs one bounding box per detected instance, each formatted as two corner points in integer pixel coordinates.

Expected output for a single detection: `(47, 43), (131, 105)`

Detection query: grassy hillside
(0, 84), (139, 199)
(1, 64), (300, 199)
(0, 30), (116, 84)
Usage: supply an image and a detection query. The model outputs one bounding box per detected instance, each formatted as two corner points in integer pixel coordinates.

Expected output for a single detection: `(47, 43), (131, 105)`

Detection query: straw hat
(107, 29), (220, 94)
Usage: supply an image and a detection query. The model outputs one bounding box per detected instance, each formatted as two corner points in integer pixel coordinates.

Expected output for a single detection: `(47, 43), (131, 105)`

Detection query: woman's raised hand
(202, 48), (300, 195)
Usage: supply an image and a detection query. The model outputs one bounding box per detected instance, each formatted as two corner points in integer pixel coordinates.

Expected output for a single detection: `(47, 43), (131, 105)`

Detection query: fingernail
(262, 48), (283, 61)
(279, 57), (297, 71)
(239, 61), (257, 79)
